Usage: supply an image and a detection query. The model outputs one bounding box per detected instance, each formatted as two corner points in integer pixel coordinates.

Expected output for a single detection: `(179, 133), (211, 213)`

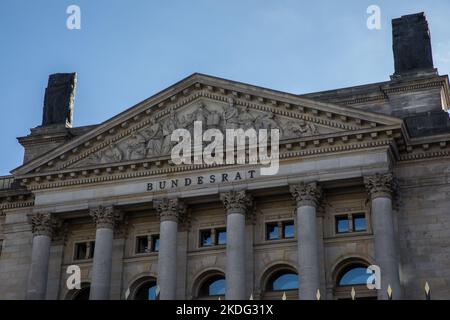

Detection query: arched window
(267, 270), (298, 291)
(128, 276), (158, 300)
(134, 280), (158, 300)
(66, 283), (90, 300)
(262, 267), (298, 300)
(334, 260), (377, 300)
(338, 264), (371, 286)
(198, 275), (226, 299)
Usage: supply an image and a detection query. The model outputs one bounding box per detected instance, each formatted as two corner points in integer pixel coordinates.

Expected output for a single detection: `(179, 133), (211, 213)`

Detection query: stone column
(365, 173), (401, 300)
(290, 182), (322, 300)
(26, 213), (56, 300)
(220, 190), (252, 300)
(155, 198), (185, 300)
(89, 206), (120, 300)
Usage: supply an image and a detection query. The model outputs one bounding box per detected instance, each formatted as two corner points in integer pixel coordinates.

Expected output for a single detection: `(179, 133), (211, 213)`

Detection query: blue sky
(1, 0), (449, 175)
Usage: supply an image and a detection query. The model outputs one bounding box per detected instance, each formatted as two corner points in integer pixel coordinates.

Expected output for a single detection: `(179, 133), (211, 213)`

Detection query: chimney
(391, 12), (437, 79)
(41, 73), (77, 128)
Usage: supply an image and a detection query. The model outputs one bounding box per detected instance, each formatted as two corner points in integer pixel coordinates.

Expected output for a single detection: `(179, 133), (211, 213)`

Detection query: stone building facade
(0, 12), (449, 300)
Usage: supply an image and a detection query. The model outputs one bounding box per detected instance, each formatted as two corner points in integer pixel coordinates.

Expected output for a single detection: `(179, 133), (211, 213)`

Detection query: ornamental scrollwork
(220, 190), (253, 214)
(290, 182), (322, 207)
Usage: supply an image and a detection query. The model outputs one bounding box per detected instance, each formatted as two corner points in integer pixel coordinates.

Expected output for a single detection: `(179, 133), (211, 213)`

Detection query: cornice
(12, 74), (402, 178)
(21, 137), (396, 191)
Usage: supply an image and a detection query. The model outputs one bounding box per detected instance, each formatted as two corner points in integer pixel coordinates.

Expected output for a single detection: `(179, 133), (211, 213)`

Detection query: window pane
(136, 236), (149, 253)
(271, 272), (298, 291)
(199, 275), (226, 297)
(148, 284), (157, 300)
(89, 241), (95, 259)
(266, 223), (280, 240)
(75, 243), (87, 260)
(135, 281), (157, 300)
(217, 229), (226, 245)
(200, 230), (213, 247)
(283, 221), (295, 239)
(209, 279), (226, 296)
(336, 216), (349, 233)
(353, 215), (367, 232)
(152, 235), (160, 252)
(339, 267), (370, 286)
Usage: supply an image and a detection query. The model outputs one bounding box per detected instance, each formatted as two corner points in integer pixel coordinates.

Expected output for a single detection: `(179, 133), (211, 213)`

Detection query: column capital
(290, 182), (322, 207)
(364, 173), (396, 199)
(89, 205), (122, 229)
(30, 212), (60, 237)
(155, 198), (186, 222)
(220, 190), (253, 215)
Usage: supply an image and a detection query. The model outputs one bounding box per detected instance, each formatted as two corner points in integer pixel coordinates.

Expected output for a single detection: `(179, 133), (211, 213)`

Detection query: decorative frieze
(220, 190), (253, 215)
(364, 173), (396, 199)
(155, 198), (186, 222)
(290, 182), (322, 207)
(89, 205), (122, 229)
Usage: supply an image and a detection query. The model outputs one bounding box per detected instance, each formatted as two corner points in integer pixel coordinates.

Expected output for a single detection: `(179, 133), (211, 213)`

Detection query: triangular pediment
(12, 73), (404, 180)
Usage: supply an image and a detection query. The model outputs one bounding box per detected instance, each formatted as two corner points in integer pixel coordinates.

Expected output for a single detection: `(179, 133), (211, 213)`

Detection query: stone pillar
(26, 213), (56, 300)
(220, 190), (252, 300)
(290, 182), (322, 300)
(89, 206), (121, 300)
(365, 173), (401, 300)
(155, 198), (185, 300)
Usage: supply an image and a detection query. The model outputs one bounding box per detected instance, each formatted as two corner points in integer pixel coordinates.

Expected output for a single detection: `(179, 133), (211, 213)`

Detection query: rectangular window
(74, 241), (95, 260)
(151, 234), (160, 252)
(283, 221), (295, 239)
(353, 214), (367, 232)
(335, 216), (349, 234)
(200, 230), (213, 247)
(216, 228), (227, 245)
(88, 241), (95, 259)
(266, 223), (280, 240)
(136, 236), (149, 254)
(74, 242), (87, 260)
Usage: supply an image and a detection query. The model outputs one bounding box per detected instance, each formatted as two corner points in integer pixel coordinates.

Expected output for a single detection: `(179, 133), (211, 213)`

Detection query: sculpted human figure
(193, 102), (210, 131)
(161, 110), (179, 155)
(285, 119), (318, 137)
(145, 118), (163, 157)
(102, 143), (123, 163)
(256, 111), (281, 134)
(125, 133), (146, 160)
(223, 97), (240, 129)
(206, 109), (221, 129)
(238, 106), (255, 130)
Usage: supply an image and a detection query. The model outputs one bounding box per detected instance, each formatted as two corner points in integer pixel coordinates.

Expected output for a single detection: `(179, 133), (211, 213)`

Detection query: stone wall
(396, 160), (450, 299)
(0, 208), (33, 299)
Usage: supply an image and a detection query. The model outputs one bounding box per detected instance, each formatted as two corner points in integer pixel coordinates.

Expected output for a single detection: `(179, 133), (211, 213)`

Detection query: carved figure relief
(77, 99), (325, 166)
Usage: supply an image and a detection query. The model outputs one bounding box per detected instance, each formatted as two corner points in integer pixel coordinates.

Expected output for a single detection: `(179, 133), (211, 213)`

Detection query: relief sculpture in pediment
(77, 99), (324, 167)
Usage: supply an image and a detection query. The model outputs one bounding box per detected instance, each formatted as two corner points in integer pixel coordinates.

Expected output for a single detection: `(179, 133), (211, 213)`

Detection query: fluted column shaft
(89, 206), (119, 300)
(156, 198), (185, 300)
(365, 173), (401, 300)
(26, 213), (55, 300)
(221, 190), (252, 300)
(290, 182), (322, 300)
